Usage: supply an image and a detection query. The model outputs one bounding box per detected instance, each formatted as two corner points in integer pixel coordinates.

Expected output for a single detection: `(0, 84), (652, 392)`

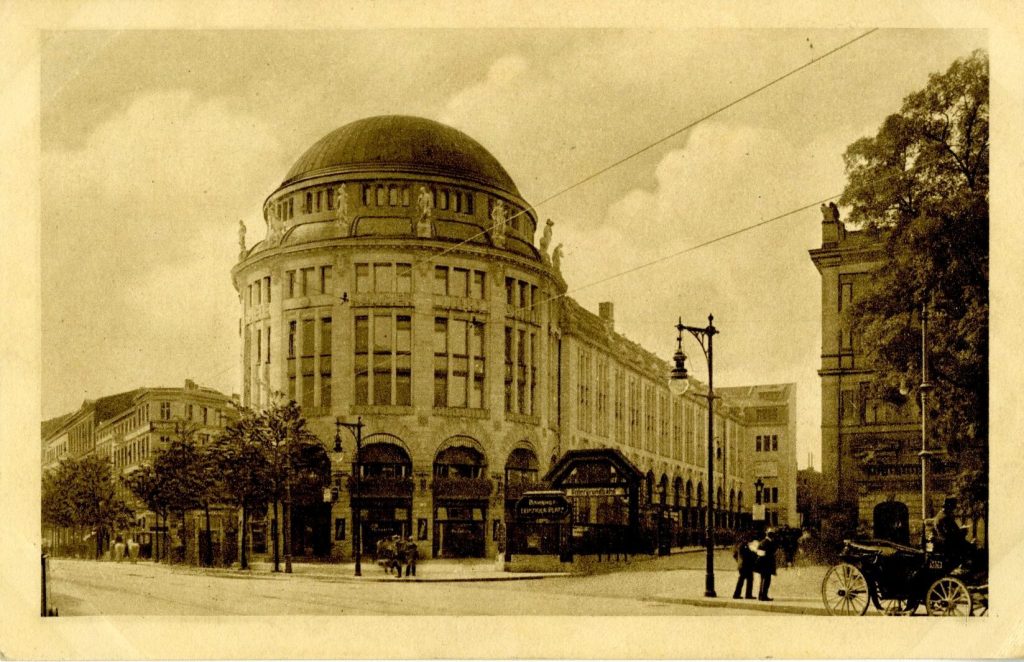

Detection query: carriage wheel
(822, 563), (871, 615)
(926, 577), (972, 616)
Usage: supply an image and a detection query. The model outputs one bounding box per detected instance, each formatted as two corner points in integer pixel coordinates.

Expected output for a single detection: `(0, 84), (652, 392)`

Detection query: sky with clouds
(40, 28), (986, 468)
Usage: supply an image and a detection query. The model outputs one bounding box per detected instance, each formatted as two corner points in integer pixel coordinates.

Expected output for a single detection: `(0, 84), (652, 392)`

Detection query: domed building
(232, 115), (784, 562)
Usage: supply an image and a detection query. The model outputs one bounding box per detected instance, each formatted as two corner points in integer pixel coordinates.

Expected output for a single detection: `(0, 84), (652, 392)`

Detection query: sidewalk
(209, 557), (568, 583)
(651, 563), (832, 615)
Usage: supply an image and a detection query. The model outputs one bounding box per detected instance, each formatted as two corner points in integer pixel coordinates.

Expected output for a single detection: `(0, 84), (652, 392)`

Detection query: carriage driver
(932, 496), (969, 563)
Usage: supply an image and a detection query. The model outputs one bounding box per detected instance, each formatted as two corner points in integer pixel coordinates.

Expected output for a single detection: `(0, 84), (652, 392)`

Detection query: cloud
(549, 120), (852, 467)
(42, 90), (282, 413)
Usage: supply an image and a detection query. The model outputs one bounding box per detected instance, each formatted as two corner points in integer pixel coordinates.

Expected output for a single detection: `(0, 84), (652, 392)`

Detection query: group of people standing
(732, 529), (781, 601)
(110, 535), (141, 563)
(375, 534), (418, 578)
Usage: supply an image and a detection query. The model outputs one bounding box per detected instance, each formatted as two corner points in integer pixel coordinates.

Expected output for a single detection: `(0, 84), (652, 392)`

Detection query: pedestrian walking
(755, 528), (778, 601)
(127, 537), (140, 564)
(377, 536), (397, 576)
(402, 537), (418, 578)
(389, 535), (403, 578)
(732, 534), (756, 599)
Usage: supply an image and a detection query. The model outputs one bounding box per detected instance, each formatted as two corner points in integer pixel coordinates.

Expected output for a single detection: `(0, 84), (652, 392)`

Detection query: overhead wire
(429, 28), (879, 262)
(535, 151), (945, 310)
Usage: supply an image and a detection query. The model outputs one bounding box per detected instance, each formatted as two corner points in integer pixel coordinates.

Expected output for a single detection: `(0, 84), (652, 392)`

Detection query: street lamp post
(670, 314), (718, 598)
(333, 416), (365, 576)
(900, 305), (933, 542)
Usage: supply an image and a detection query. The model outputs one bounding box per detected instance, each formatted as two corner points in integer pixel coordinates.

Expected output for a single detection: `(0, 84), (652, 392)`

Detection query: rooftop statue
(416, 185), (434, 238)
(540, 218), (554, 262)
(490, 199), (508, 247)
(238, 219), (246, 254)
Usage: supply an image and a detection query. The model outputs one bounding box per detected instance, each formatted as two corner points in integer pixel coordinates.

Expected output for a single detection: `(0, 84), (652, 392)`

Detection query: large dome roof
(283, 115), (520, 197)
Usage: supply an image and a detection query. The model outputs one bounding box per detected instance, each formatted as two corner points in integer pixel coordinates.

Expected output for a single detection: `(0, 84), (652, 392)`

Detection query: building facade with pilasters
(809, 207), (952, 543)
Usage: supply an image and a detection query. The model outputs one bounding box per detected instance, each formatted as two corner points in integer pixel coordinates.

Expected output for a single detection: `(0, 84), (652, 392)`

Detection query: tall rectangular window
(434, 318), (449, 407)
(355, 316), (369, 404)
(301, 267), (315, 296)
(450, 319), (468, 408)
(264, 276), (271, 303)
(472, 322), (485, 409)
(320, 316), (332, 407)
(434, 266), (449, 296)
(265, 327), (271, 364)
(355, 312), (412, 406)
(504, 326), (514, 412)
(373, 313), (392, 405)
(614, 370), (625, 442)
(302, 319), (315, 406)
(644, 385), (655, 452)
(320, 266), (332, 295)
(287, 271), (296, 298)
(505, 278), (516, 306)
(517, 328), (527, 413)
(471, 271), (485, 299)
(287, 320), (297, 400)
(160, 402), (171, 420)
(396, 315), (411, 406)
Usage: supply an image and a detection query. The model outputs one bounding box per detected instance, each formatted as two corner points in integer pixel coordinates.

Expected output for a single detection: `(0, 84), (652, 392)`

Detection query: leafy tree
(840, 50), (988, 524)
(50, 455), (134, 558)
(42, 462), (77, 555)
(210, 409), (272, 570)
(257, 398), (328, 572)
(122, 463), (172, 561)
(151, 423), (207, 562)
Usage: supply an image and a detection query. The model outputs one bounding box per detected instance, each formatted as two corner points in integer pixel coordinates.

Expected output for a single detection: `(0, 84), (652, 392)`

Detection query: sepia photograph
(2, 3), (1022, 659)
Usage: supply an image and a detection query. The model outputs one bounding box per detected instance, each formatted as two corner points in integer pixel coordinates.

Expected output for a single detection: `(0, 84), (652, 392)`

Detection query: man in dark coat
(933, 496), (969, 565)
(402, 537), (418, 577)
(732, 534), (756, 599)
(756, 529), (778, 601)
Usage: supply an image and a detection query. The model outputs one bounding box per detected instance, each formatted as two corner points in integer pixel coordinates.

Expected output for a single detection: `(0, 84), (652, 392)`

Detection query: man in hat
(755, 528), (778, 601)
(933, 496), (968, 563)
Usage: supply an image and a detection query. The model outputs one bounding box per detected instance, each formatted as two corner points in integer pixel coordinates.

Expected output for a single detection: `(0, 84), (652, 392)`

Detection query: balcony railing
(347, 476), (414, 499)
(432, 477), (494, 500)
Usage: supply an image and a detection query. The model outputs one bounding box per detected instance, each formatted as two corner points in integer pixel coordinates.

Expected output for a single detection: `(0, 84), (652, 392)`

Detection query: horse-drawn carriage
(821, 538), (987, 616)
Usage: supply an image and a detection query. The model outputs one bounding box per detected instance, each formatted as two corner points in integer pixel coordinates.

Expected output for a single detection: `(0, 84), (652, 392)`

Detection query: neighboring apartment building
(717, 384), (798, 528)
(809, 206), (952, 542)
(42, 380), (236, 557)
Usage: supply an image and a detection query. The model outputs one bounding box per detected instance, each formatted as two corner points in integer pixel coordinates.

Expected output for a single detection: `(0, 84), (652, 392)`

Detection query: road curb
(652, 596), (829, 616)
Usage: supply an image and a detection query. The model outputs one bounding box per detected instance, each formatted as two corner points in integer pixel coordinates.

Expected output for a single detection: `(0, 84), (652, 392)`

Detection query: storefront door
(433, 504), (486, 558)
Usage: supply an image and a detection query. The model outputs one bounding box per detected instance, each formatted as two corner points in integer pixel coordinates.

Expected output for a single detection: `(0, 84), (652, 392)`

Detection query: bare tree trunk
(204, 503), (212, 567)
(272, 499), (280, 572)
(240, 505), (249, 570)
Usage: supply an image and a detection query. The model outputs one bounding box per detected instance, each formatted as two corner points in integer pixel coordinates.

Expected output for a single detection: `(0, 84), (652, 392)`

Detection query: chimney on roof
(599, 302), (614, 331)
(185, 379), (197, 390)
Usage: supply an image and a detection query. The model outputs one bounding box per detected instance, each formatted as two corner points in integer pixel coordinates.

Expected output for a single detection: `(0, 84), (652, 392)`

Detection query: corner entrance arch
(432, 437), (491, 558)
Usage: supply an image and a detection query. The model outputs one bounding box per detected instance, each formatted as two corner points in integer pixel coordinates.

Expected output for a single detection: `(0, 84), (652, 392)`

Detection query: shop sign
(862, 464), (920, 478)
(516, 492), (571, 520)
(564, 486), (626, 497)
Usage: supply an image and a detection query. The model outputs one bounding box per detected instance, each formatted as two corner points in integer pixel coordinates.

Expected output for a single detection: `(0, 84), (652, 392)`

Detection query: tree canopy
(840, 50), (988, 519)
